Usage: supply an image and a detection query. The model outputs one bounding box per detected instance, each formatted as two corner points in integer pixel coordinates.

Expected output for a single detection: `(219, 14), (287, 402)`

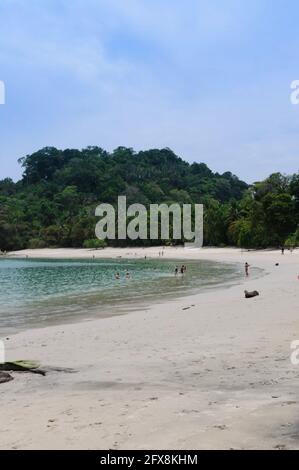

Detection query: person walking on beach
(281, 246), (285, 255)
(245, 262), (250, 276)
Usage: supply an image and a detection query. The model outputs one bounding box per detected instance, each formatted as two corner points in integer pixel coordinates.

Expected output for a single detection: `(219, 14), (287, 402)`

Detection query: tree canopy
(0, 147), (298, 250)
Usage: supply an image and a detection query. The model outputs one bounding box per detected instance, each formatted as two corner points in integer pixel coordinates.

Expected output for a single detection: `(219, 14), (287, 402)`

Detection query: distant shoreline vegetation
(0, 146), (298, 251)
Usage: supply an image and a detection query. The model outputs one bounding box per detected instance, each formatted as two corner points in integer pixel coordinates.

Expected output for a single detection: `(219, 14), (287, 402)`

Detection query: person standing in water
(115, 272), (120, 280)
(174, 266), (178, 276)
(245, 262), (250, 276)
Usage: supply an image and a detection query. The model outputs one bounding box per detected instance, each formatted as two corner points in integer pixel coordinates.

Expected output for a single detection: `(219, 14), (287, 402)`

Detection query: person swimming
(115, 272), (120, 280)
(125, 270), (130, 279)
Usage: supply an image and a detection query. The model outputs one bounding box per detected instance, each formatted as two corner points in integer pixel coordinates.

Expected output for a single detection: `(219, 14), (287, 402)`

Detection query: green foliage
(285, 226), (299, 248)
(40, 225), (66, 247)
(83, 239), (107, 249)
(1, 147), (298, 250)
(27, 238), (47, 249)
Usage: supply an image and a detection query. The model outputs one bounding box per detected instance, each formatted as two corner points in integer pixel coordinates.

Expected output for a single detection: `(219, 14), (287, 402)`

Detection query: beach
(1, 247), (299, 450)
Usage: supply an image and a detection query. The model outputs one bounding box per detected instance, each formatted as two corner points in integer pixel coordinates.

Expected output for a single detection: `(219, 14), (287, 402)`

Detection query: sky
(1, 0), (299, 183)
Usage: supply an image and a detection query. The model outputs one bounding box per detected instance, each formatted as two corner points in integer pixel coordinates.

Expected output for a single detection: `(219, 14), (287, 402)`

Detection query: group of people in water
(174, 265), (187, 275)
(114, 264), (187, 280)
(115, 270), (131, 280)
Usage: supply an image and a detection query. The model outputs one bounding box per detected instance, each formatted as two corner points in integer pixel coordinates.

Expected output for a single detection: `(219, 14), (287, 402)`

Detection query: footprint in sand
(213, 424), (228, 430)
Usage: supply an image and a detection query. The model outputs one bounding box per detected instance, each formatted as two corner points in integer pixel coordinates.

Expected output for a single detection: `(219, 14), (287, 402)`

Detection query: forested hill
(19, 146), (247, 202)
(0, 146), (298, 250)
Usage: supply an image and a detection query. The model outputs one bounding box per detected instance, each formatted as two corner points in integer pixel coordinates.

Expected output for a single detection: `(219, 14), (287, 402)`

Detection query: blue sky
(0, 0), (299, 182)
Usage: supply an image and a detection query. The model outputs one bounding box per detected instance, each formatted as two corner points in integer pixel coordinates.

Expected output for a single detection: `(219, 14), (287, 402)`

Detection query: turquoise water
(0, 258), (245, 334)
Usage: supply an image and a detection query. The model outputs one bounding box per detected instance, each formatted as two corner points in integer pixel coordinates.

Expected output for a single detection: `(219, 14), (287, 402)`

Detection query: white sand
(1, 247), (299, 450)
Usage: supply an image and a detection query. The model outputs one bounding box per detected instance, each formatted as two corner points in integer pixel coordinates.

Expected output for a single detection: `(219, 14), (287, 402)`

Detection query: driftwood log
(244, 290), (259, 299)
(0, 361), (46, 376)
(0, 371), (13, 384)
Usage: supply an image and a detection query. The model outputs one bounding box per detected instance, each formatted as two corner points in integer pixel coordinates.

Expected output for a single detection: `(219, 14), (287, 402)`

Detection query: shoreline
(5, 245), (280, 261)
(1, 247), (299, 449)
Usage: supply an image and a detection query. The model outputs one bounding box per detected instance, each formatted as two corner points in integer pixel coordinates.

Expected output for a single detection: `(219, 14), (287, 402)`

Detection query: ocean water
(0, 258), (246, 334)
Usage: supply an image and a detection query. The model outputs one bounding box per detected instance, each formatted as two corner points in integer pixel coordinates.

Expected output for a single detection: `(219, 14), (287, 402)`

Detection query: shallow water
(0, 258), (253, 334)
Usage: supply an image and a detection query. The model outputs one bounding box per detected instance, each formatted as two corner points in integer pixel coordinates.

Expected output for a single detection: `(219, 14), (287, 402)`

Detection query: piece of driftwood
(244, 290), (259, 299)
(0, 361), (46, 376)
(0, 371), (14, 384)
